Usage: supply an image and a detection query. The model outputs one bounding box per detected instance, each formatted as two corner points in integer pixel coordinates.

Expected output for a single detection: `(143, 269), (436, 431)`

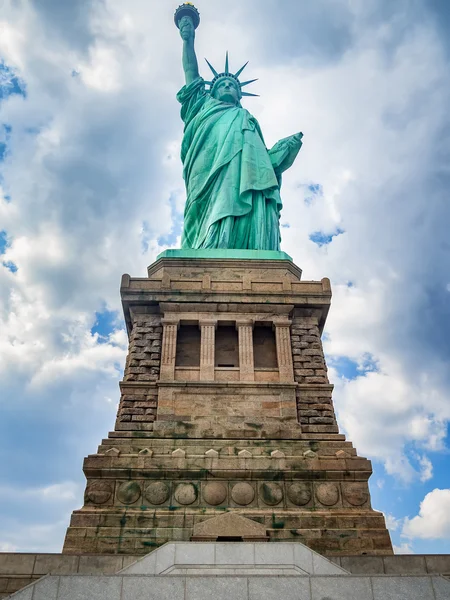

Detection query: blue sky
(1, 0), (450, 554)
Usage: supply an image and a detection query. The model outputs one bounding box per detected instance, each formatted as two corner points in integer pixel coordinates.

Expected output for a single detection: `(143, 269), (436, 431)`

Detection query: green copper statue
(175, 3), (303, 251)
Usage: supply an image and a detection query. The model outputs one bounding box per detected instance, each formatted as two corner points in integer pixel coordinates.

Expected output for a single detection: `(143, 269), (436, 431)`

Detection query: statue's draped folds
(178, 77), (283, 250)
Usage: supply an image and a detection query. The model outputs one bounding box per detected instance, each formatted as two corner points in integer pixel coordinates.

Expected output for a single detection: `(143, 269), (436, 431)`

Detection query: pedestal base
(63, 254), (392, 556)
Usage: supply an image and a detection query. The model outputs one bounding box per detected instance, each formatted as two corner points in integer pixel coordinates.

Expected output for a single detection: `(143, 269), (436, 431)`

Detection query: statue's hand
(179, 15), (195, 42)
(268, 132), (303, 175)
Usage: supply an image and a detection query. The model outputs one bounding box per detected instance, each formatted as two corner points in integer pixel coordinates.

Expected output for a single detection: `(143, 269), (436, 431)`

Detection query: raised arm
(179, 16), (199, 85)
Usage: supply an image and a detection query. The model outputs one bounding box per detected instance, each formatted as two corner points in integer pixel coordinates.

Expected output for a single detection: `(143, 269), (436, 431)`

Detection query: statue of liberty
(175, 4), (303, 251)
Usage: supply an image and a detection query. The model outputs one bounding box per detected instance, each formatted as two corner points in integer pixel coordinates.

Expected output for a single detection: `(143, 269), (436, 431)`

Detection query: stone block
(6, 577), (35, 593)
(33, 555), (79, 575)
(340, 556), (384, 574)
(432, 576), (450, 599)
(371, 576), (435, 600)
(216, 543), (255, 565)
(293, 544), (314, 574)
(313, 553), (348, 575)
(383, 555), (427, 575)
(6, 586), (33, 599)
(186, 577), (248, 600)
(248, 577), (311, 600)
(121, 553), (156, 575)
(311, 576), (373, 599)
(77, 555), (124, 575)
(58, 575), (122, 600)
(0, 554), (35, 575)
(122, 576), (185, 600)
(254, 544), (294, 566)
(155, 543), (176, 574)
(175, 543), (215, 566)
(32, 575), (59, 600)
(425, 555), (450, 574)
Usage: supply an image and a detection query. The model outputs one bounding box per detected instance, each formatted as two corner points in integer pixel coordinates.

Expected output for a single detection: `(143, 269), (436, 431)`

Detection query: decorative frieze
(82, 478), (371, 511)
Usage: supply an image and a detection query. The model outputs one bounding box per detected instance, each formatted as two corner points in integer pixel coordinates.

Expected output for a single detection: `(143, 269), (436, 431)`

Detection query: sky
(1, 0), (450, 555)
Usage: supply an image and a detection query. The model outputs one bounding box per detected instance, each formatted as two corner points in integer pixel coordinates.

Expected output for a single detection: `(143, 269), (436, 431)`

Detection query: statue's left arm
(268, 132), (303, 186)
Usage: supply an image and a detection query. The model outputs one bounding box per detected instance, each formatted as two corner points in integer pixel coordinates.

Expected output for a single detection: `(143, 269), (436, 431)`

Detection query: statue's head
(205, 53), (259, 104)
(211, 76), (241, 105)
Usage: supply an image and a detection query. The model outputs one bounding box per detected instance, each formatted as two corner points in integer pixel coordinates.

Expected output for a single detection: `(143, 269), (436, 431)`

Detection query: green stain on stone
(271, 514), (285, 529)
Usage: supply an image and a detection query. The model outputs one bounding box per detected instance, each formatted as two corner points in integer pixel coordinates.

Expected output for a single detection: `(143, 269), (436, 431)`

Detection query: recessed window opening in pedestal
(215, 325), (239, 368)
(253, 324), (278, 369)
(176, 324), (201, 367)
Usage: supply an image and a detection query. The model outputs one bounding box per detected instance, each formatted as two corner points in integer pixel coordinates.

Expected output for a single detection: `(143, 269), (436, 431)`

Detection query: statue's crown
(205, 53), (259, 98)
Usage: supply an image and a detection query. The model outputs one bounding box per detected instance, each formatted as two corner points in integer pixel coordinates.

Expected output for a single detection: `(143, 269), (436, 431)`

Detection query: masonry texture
(62, 255), (393, 557)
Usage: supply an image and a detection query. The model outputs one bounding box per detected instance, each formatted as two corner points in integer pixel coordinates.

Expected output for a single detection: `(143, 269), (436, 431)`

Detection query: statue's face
(212, 78), (240, 105)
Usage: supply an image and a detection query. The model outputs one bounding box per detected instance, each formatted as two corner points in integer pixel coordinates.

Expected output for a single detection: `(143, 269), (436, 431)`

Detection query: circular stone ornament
(287, 483), (312, 506)
(174, 483), (198, 506)
(144, 482), (170, 506)
(203, 482), (227, 506)
(315, 483), (340, 507)
(117, 481), (142, 505)
(231, 482), (255, 506)
(85, 481), (113, 505)
(259, 482), (283, 506)
(343, 483), (369, 507)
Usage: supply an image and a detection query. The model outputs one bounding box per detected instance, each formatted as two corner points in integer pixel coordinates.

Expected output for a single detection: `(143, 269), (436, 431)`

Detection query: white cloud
(403, 489), (450, 540)
(394, 542), (414, 554)
(385, 514), (401, 532)
(418, 456), (433, 483)
(0, 482), (79, 502)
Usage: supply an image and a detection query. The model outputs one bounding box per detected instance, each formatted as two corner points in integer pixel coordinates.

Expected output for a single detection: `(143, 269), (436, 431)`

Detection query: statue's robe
(177, 77), (282, 250)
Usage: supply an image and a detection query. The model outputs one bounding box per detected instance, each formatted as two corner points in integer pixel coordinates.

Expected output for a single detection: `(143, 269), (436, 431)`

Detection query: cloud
(0, 482), (79, 502)
(403, 489), (450, 540)
(394, 542), (414, 554)
(385, 514), (401, 532)
(0, 482), (82, 553)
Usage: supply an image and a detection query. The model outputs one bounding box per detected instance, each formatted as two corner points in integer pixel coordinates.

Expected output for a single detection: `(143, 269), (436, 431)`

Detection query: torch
(174, 3), (201, 30)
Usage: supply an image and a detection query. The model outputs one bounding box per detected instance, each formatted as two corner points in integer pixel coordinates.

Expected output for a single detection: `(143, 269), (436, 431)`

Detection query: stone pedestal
(62, 251), (393, 556)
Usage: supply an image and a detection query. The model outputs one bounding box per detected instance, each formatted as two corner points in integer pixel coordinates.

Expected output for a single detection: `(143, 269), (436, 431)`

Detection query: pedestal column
(160, 319), (179, 380)
(237, 320), (255, 381)
(200, 320), (216, 381)
(274, 320), (294, 383)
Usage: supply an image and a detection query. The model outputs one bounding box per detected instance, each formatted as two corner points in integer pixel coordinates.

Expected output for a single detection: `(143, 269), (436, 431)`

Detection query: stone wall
(123, 317), (162, 383)
(2, 551), (450, 598)
(291, 315), (339, 435)
(115, 316), (162, 431)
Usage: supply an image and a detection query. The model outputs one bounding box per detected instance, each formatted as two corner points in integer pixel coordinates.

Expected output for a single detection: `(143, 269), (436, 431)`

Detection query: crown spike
(240, 78), (258, 88)
(241, 91), (259, 97)
(235, 61), (249, 78)
(205, 59), (219, 77)
(225, 51), (229, 74)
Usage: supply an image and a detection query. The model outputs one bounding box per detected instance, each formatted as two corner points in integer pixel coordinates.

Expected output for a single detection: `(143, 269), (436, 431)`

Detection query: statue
(174, 3), (303, 251)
